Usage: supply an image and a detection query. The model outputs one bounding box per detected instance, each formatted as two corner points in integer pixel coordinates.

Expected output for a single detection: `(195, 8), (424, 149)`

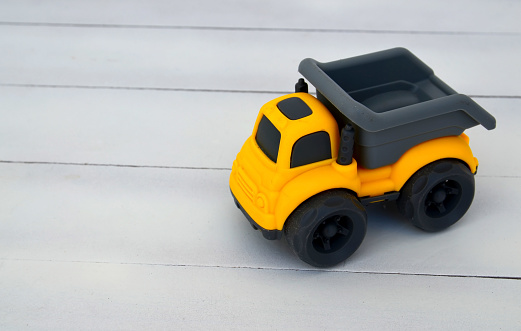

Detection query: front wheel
(398, 159), (475, 232)
(284, 190), (367, 268)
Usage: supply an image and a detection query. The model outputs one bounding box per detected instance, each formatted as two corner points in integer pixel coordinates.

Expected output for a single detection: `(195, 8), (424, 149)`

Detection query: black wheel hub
(425, 180), (461, 218)
(432, 189), (447, 203)
(322, 223), (339, 238)
(312, 215), (352, 253)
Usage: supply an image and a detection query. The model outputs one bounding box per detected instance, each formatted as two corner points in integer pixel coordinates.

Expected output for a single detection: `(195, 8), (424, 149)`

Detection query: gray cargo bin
(298, 47), (496, 169)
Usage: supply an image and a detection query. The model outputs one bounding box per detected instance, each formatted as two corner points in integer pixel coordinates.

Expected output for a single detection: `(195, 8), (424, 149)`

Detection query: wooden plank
(0, 26), (519, 96)
(0, 0), (519, 33)
(0, 87), (509, 175)
(1, 259), (519, 329)
(0, 87), (258, 168)
(0, 163), (518, 277)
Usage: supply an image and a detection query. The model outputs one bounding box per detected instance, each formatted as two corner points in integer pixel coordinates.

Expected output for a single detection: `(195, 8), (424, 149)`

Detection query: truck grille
(237, 167), (255, 201)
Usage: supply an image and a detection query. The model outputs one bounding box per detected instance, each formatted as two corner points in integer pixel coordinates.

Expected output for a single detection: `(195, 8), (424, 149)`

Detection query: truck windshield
(255, 115), (281, 163)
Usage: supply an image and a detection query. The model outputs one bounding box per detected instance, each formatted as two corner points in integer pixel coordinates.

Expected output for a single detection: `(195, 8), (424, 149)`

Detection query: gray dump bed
(298, 47), (496, 169)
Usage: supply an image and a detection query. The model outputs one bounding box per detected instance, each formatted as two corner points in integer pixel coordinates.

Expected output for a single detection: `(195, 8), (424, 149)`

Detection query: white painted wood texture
(1, 1), (520, 329)
(0, 26), (519, 96)
(1, 163), (520, 276)
(0, 0), (519, 33)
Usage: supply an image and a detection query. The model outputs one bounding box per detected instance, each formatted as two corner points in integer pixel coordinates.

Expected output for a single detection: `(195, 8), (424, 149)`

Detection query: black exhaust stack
(337, 124), (355, 165)
(295, 78), (308, 93)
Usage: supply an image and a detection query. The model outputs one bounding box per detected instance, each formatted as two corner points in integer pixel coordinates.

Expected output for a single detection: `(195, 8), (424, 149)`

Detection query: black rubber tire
(284, 190), (367, 268)
(398, 159), (475, 232)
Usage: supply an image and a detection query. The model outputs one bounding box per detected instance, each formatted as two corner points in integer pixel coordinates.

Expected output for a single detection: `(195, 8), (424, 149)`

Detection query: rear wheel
(284, 190), (367, 267)
(398, 160), (475, 232)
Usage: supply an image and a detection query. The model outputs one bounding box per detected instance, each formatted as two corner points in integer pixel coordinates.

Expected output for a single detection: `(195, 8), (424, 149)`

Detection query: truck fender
(390, 134), (478, 191)
(273, 162), (360, 230)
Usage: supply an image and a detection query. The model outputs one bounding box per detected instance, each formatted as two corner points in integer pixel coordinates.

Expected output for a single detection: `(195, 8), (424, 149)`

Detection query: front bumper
(231, 189), (282, 240)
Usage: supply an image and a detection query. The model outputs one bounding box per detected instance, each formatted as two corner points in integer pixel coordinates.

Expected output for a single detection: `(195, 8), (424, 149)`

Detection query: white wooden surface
(1, 1), (520, 329)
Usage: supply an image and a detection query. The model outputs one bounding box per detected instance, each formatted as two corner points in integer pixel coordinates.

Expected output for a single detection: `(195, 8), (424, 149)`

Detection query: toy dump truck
(230, 48), (496, 267)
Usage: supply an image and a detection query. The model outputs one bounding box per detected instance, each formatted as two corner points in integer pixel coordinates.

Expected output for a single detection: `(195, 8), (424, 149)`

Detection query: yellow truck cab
(230, 48), (496, 267)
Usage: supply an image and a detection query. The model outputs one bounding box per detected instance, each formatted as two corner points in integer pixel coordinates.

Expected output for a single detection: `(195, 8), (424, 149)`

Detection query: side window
(290, 131), (331, 168)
